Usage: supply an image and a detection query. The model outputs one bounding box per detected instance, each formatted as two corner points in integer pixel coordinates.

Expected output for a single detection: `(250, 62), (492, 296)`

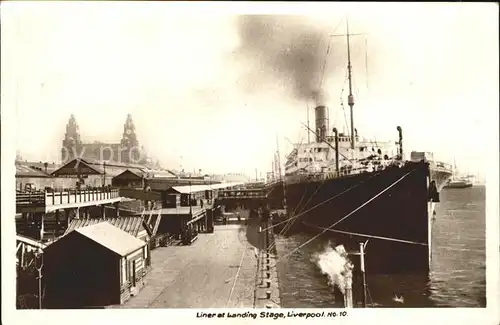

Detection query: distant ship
(272, 20), (451, 273)
(444, 178), (474, 188)
(444, 159), (474, 189)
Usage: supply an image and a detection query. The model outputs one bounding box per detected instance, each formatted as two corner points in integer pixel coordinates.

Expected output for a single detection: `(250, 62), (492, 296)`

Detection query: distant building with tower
(61, 114), (150, 165)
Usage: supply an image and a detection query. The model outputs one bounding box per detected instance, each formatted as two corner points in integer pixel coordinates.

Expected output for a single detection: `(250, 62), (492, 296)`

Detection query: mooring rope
(274, 137), (311, 237)
(270, 180), (315, 247)
(302, 222), (427, 246)
(264, 181), (362, 234)
(274, 174), (309, 239)
(275, 168), (418, 263)
(280, 174), (328, 235)
(262, 170), (384, 233)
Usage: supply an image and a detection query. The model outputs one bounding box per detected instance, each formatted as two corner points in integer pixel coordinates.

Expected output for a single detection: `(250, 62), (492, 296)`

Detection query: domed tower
(120, 114), (141, 163)
(61, 114), (83, 163)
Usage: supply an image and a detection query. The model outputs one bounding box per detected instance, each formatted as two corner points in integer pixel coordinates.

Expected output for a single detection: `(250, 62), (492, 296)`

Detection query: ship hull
(278, 161), (435, 274)
(430, 167), (453, 191)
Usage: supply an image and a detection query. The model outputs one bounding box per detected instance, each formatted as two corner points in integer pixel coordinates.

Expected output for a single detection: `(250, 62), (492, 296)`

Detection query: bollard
(266, 258), (270, 264)
(266, 272), (271, 279)
(266, 290), (271, 299)
(266, 265), (270, 271)
(265, 304), (273, 308)
(266, 280), (271, 288)
(266, 252), (270, 259)
(259, 251), (264, 285)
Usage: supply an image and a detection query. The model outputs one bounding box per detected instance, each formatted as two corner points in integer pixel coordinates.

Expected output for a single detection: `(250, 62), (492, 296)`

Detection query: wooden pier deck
(16, 188), (122, 213)
(108, 222), (259, 308)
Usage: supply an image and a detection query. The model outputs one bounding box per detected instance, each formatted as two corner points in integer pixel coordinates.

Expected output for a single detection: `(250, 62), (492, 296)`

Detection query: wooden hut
(64, 215), (154, 267)
(43, 222), (147, 308)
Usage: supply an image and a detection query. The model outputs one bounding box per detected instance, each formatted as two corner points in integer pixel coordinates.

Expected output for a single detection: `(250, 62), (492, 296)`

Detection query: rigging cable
(267, 144), (377, 250)
(269, 148), (403, 234)
(319, 42), (331, 91)
(274, 168), (418, 263)
(275, 150), (318, 239)
(366, 283), (374, 306)
(272, 106), (344, 241)
(301, 222), (427, 246)
(365, 35), (369, 91)
(319, 15), (346, 90)
(279, 172), (329, 237)
(281, 137), (308, 222)
(318, 16), (346, 145)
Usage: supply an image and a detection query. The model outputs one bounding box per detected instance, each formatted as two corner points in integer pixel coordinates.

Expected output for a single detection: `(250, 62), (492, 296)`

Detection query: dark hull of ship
(277, 161), (433, 274)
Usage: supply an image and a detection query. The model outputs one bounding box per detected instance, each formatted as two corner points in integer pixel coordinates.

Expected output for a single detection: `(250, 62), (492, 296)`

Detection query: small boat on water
(444, 158), (474, 189)
(444, 176), (474, 189)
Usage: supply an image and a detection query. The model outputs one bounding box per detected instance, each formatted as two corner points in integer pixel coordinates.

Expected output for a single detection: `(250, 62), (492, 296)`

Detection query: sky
(2, 2), (498, 179)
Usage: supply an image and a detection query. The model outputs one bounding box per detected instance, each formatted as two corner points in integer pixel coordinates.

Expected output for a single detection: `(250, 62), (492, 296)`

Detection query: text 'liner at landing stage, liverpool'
(275, 19), (452, 274)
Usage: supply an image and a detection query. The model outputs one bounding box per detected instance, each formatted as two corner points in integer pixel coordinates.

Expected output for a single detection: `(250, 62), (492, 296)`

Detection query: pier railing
(217, 189), (267, 199)
(291, 160), (408, 182)
(16, 191), (46, 207)
(16, 187), (120, 208)
(46, 187), (120, 205)
(429, 161), (453, 173)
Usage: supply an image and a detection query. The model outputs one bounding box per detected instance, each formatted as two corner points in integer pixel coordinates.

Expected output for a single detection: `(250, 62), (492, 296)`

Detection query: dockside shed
(43, 222), (147, 308)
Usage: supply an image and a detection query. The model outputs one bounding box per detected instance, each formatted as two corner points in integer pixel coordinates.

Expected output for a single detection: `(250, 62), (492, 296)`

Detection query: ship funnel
(315, 105), (329, 142)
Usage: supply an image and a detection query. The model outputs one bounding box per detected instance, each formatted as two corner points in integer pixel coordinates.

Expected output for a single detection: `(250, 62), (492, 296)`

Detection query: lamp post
(359, 242), (367, 307)
(34, 249), (44, 309)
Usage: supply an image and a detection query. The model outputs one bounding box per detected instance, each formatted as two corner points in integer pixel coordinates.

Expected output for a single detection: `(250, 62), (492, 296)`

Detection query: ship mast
(276, 135), (287, 210)
(306, 104), (311, 143)
(276, 135), (282, 180)
(346, 18), (356, 149)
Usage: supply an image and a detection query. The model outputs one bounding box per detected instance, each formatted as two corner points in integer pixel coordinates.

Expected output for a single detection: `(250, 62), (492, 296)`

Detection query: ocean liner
(274, 21), (452, 273)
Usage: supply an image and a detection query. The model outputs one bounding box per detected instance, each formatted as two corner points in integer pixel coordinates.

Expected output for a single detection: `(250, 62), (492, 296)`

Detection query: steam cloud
(311, 241), (353, 294)
(236, 15), (345, 106)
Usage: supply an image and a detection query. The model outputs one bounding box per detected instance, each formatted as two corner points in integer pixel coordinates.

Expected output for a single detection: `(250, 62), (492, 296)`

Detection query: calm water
(275, 186), (486, 308)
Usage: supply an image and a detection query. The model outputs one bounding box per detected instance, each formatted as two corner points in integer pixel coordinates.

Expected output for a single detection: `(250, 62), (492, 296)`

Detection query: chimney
(315, 105), (329, 142)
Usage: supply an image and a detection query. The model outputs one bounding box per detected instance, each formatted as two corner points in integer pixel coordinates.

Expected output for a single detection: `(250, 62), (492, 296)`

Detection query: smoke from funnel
(236, 15), (343, 105)
(312, 89), (328, 106)
(311, 241), (353, 294)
